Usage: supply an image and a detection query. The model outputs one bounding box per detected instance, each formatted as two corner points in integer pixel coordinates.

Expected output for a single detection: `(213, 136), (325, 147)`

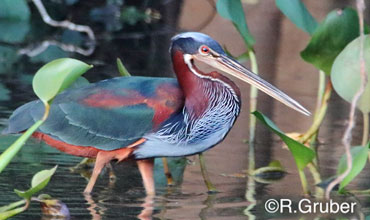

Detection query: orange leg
(137, 159), (155, 196)
(84, 146), (136, 193)
(83, 139), (145, 194)
(84, 151), (113, 193)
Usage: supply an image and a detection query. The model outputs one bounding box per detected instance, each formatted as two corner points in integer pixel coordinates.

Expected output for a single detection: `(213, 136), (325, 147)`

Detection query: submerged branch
(32, 0), (95, 41)
(18, 40), (95, 57)
(325, 0), (368, 199)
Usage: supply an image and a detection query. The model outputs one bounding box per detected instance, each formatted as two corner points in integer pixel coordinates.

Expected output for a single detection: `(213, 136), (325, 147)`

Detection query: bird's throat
(172, 51), (241, 119)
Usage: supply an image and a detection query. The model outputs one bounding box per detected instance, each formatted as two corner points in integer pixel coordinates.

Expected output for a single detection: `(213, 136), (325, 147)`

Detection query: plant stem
(245, 51), (257, 203)
(307, 163), (323, 198)
(325, 0), (368, 199)
(298, 170), (309, 195)
(315, 71), (326, 117)
(300, 80), (332, 143)
(199, 153), (217, 193)
(248, 50), (259, 147)
(307, 71), (326, 166)
(0, 200), (26, 213)
(0, 120), (44, 173)
(362, 112), (369, 146)
(0, 202), (28, 219)
(247, 49), (258, 172)
(0, 102), (50, 173)
(41, 102), (50, 121)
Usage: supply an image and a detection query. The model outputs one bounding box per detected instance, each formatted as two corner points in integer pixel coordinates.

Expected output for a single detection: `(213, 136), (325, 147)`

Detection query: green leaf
(32, 58), (93, 103)
(251, 160), (286, 184)
(116, 58), (131, 77)
(301, 8), (360, 75)
(275, 0), (318, 35)
(0, 0), (30, 21)
(253, 111), (315, 170)
(0, 83), (10, 101)
(31, 165), (58, 188)
(0, 120), (44, 174)
(0, 205), (27, 219)
(331, 35), (370, 113)
(223, 46), (250, 62)
(69, 76), (90, 89)
(337, 144), (369, 192)
(0, 20), (30, 43)
(14, 166), (57, 199)
(30, 46), (68, 63)
(216, 0), (255, 48)
(0, 45), (18, 74)
(0, 200), (25, 213)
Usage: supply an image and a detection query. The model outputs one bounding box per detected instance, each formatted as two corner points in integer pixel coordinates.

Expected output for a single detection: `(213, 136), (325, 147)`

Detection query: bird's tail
(2, 100), (41, 135)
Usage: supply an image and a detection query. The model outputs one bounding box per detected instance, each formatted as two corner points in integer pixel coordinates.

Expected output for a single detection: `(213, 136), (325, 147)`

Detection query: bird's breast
(133, 81), (241, 159)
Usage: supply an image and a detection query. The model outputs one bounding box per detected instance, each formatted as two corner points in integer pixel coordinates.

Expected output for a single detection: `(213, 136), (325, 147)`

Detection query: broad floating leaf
(14, 166), (57, 200)
(0, 83), (10, 101)
(275, 0), (318, 35)
(301, 8), (360, 75)
(0, 0), (30, 43)
(0, 0), (30, 21)
(0, 45), (18, 74)
(337, 144), (369, 192)
(216, 0), (255, 48)
(32, 58), (92, 103)
(0, 20), (30, 43)
(30, 46), (68, 63)
(253, 111), (315, 171)
(331, 35), (370, 113)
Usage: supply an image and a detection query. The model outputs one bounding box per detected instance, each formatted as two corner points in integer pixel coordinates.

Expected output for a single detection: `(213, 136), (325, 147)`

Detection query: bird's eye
(199, 45), (210, 55)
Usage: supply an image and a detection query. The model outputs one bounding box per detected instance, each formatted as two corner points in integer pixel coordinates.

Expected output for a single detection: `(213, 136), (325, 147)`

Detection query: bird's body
(4, 75), (239, 159)
(3, 32), (309, 195)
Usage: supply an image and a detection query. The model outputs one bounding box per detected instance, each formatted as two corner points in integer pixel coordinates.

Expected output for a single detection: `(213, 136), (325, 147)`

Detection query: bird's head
(170, 32), (310, 116)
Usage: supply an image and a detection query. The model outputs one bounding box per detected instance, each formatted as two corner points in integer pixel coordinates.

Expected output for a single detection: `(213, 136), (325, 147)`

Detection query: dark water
(1, 0), (370, 219)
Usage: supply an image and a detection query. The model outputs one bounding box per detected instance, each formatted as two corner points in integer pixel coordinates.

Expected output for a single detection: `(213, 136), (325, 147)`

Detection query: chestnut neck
(171, 50), (241, 119)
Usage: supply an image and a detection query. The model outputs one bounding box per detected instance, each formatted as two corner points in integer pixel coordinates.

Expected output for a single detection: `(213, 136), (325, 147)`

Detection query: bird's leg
(199, 153), (218, 193)
(107, 163), (117, 183)
(137, 159), (155, 196)
(84, 151), (113, 193)
(162, 157), (174, 186)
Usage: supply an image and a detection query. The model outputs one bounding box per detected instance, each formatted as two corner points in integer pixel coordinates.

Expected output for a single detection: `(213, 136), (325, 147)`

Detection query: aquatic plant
(0, 58), (92, 218)
(216, 0), (370, 199)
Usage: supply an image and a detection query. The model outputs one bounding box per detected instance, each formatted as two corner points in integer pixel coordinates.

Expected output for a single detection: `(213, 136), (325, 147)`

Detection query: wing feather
(4, 77), (184, 151)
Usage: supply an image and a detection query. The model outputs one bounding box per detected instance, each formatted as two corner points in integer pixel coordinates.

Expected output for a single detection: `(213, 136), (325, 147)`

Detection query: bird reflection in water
(84, 193), (154, 220)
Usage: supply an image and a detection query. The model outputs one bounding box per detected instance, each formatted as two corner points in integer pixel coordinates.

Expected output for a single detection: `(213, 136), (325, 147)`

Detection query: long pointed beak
(195, 54), (311, 116)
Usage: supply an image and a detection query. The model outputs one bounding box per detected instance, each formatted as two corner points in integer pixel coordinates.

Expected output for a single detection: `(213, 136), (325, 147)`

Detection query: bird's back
(3, 76), (184, 152)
